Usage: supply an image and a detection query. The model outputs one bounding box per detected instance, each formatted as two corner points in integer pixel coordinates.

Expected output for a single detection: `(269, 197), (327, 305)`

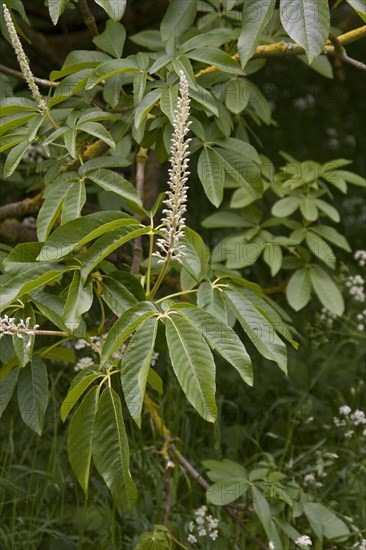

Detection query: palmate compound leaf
(92, 387), (138, 509)
(67, 385), (99, 494)
(224, 289), (288, 373)
(174, 304), (253, 386)
(165, 313), (217, 422)
(121, 317), (158, 426)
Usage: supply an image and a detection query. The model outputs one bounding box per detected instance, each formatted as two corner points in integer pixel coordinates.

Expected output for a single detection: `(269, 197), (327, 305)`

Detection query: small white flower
(351, 409), (366, 425)
(363, 428), (366, 437)
(198, 528), (207, 537)
(295, 534), (312, 547)
(188, 521), (194, 532)
(354, 250), (366, 267)
(345, 430), (354, 438)
(269, 542), (275, 550)
(210, 530), (218, 541)
(187, 533), (197, 544)
(74, 357), (94, 372)
(339, 405), (351, 416)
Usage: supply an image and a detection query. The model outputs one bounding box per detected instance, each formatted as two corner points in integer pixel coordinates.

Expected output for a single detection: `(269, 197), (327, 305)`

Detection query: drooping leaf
(304, 502), (350, 542)
(176, 305), (253, 386)
(17, 355), (48, 435)
(93, 20), (126, 58)
(61, 372), (101, 422)
(187, 48), (243, 75)
(48, 0), (66, 25)
(238, 1), (275, 68)
(68, 386), (99, 494)
(92, 387), (138, 508)
(197, 148), (225, 207)
(310, 264), (344, 316)
(165, 313), (217, 422)
(280, 0), (330, 63)
(121, 317), (158, 426)
(160, 0), (198, 41)
(286, 267), (312, 311)
(306, 230), (336, 269)
(224, 289), (288, 373)
(93, 0), (127, 22)
(134, 89), (162, 128)
(87, 168), (143, 212)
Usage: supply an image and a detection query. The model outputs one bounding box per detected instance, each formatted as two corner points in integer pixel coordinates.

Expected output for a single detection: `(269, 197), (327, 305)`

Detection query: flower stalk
(148, 71), (191, 299)
(2, 4), (57, 128)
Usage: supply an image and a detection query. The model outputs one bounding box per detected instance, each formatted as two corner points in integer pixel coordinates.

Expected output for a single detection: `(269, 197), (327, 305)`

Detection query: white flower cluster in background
(22, 143), (45, 164)
(74, 357), (94, 372)
(354, 250), (366, 267)
(295, 535), (312, 547)
(319, 307), (337, 327)
(345, 275), (365, 302)
(187, 505), (219, 545)
(154, 71), (191, 264)
(333, 405), (366, 439)
(352, 539), (366, 550)
(356, 309), (366, 332)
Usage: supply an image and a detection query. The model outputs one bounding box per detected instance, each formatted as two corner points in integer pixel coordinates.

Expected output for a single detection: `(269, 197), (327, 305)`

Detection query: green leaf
(4, 140), (31, 178)
(50, 51), (110, 80)
(225, 78), (250, 114)
(160, 86), (178, 124)
(177, 305), (253, 386)
(180, 227), (209, 282)
(94, 0), (127, 22)
(17, 355), (48, 435)
(101, 302), (158, 366)
(345, 0), (366, 21)
(310, 265), (344, 316)
(189, 85), (218, 116)
(85, 58), (139, 89)
(63, 271), (94, 328)
(197, 282), (228, 322)
(165, 313), (217, 422)
(61, 180), (86, 225)
(300, 197), (318, 221)
(78, 122), (115, 149)
(160, 0), (198, 41)
(92, 387), (137, 508)
(224, 289), (287, 373)
(188, 48), (243, 75)
(48, 0), (66, 25)
(121, 317), (158, 426)
(310, 225), (351, 252)
(0, 264), (65, 312)
(263, 244), (283, 276)
(134, 89), (162, 128)
(87, 168), (143, 212)
(286, 268), (312, 311)
(272, 197), (300, 217)
(197, 148), (225, 207)
(38, 211), (136, 261)
(37, 174), (79, 241)
(68, 386), (99, 494)
(0, 98), (37, 116)
(93, 20), (126, 57)
(101, 278), (137, 316)
(238, 1), (275, 68)
(80, 226), (150, 281)
(252, 486), (282, 548)
(304, 503), (350, 542)
(306, 230), (336, 269)
(202, 211), (248, 229)
(335, 170), (366, 187)
(61, 373), (101, 422)
(0, 368), (19, 419)
(314, 199), (340, 222)
(280, 0), (330, 63)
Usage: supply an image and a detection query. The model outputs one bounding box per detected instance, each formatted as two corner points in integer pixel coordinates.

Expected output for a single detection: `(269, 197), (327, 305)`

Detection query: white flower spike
(3, 4), (46, 111)
(154, 70), (191, 264)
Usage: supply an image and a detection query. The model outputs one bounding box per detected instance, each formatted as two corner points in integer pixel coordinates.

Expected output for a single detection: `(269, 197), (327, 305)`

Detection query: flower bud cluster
(187, 505), (219, 545)
(345, 275), (365, 302)
(0, 315), (39, 339)
(354, 250), (366, 267)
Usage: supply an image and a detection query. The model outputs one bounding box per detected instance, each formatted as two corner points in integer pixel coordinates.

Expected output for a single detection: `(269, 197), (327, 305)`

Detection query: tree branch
(0, 63), (59, 87)
(144, 394), (268, 549)
(194, 25), (366, 77)
(78, 0), (99, 38)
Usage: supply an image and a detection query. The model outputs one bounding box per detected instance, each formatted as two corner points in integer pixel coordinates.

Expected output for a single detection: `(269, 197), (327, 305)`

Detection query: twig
(78, 0), (99, 38)
(329, 32), (366, 72)
(144, 394), (268, 549)
(0, 63), (59, 87)
(0, 192), (43, 223)
(131, 147), (148, 275)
